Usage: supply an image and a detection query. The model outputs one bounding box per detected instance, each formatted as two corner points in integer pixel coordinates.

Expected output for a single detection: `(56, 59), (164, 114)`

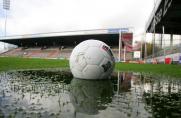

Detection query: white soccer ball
(69, 39), (115, 79)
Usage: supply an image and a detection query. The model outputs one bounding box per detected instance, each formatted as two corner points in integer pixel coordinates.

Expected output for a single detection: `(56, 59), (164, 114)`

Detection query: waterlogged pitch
(0, 70), (181, 118)
(69, 40), (115, 79)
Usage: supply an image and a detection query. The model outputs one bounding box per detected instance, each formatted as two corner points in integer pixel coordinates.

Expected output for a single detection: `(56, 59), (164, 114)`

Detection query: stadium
(0, 0), (181, 118)
(0, 0), (181, 64)
(0, 28), (135, 61)
(145, 0), (181, 64)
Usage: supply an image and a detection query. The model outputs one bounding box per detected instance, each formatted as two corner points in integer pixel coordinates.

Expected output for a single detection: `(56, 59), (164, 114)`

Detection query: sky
(0, 0), (154, 50)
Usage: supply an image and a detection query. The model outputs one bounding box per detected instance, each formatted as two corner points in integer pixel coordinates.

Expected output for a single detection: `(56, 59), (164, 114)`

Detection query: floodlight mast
(118, 33), (122, 62)
(152, 0), (156, 58)
(3, 0), (10, 37)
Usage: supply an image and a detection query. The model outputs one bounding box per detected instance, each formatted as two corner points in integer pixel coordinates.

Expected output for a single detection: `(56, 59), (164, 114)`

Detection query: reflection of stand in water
(116, 72), (133, 114)
(115, 72), (151, 117)
(117, 72), (132, 93)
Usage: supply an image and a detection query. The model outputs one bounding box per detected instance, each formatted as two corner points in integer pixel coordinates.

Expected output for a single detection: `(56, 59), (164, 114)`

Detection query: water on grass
(0, 70), (181, 118)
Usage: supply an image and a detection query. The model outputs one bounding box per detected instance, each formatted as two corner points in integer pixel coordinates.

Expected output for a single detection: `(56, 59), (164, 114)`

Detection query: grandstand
(0, 29), (129, 59)
(145, 0), (181, 64)
(0, 47), (60, 59)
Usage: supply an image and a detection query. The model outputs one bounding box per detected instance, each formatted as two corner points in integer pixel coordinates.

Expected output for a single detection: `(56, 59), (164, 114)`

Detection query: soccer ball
(69, 40), (115, 79)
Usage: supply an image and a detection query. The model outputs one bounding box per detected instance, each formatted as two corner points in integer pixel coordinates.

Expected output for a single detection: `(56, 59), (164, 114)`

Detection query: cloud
(0, 0), (153, 36)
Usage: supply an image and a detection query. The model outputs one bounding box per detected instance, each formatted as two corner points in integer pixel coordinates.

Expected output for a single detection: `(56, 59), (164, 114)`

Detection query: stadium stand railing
(1, 46), (123, 61)
(145, 44), (181, 63)
(0, 47), (62, 59)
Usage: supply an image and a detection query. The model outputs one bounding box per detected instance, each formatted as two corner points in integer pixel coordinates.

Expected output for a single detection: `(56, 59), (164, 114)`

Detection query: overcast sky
(0, 0), (154, 50)
(0, 0), (154, 35)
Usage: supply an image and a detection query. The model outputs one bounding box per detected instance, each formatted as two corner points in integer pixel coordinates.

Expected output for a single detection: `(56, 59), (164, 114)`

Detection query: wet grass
(0, 57), (69, 71)
(0, 57), (181, 78)
(115, 63), (181, 78)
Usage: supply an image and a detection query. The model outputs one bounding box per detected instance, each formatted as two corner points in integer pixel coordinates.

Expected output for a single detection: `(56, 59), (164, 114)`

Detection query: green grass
(0, 57), (69, 71)
(116, 63), (181, 78)
(0, 57), (181, 78)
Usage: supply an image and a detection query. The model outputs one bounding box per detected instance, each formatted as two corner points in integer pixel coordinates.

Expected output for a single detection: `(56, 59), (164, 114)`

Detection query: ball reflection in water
(69, 78), (113, 115)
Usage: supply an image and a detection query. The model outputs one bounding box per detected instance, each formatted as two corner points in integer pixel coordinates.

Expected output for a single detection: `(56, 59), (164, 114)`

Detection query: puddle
(0, 70), (181, 118)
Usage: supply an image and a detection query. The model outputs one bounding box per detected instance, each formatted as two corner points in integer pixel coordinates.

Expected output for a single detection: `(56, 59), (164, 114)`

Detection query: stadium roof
(0, 28), (130, 47)
(146, 0), (181, 34)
